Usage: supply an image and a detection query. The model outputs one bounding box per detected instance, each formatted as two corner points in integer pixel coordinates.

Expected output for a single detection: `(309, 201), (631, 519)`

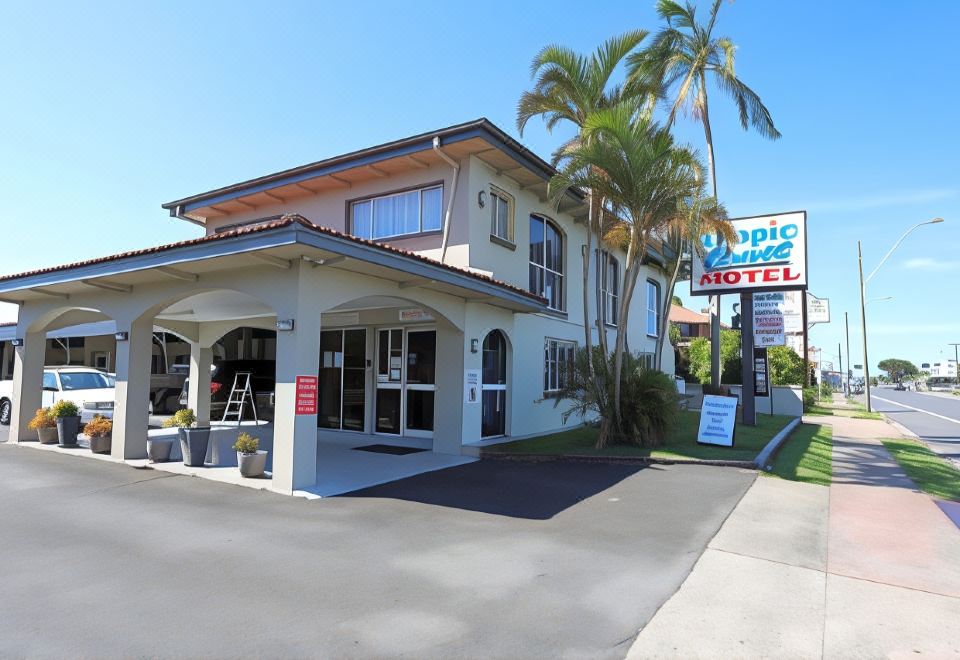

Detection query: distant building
(669, 304), (728, 346)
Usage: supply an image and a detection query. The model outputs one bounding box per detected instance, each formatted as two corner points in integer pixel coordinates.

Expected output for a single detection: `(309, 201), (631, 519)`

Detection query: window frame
(597, 250), (620, 327)
(543, 337), (576, 395)
(528, 214), (565, 311)
(347, 181), (444, 241)
(488, 186), (515, 247)
(646, 279), (661, 338)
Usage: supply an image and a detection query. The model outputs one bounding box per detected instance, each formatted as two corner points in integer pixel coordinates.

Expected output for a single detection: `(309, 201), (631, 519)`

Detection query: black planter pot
(179, 427), (211, 467)
(56, 416), (82, 447)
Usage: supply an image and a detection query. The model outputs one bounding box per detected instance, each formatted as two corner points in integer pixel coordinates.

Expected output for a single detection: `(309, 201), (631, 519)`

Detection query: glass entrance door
(481, 330), (507, 437)
(318, 329), (366, 431)
(375, 328), (436, 437)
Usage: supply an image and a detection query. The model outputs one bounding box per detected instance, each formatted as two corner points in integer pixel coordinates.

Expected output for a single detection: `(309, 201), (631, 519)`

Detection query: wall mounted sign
(399, 308), (434, 322)
(294, 375), (318, 415)
(697, 395), (738, 447)
(753, 292), (786, 347)
(691, 211), (808, 296)
(464, 369), (480, 404)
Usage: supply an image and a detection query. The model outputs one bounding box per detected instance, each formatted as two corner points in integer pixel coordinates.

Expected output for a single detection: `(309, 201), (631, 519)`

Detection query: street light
(867, 296), (893, 305)
(859, 217), (944, 412)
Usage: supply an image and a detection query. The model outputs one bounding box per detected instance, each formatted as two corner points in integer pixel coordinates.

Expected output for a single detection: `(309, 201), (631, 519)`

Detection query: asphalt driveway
(0, 443), (754, 658)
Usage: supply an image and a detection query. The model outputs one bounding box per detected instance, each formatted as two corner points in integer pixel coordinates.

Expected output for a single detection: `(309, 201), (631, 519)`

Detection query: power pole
(950, 343), (960, 385)
(844, 312), (852, 398)
(838, 342), (843, 401)
(859, 240), (873, 412)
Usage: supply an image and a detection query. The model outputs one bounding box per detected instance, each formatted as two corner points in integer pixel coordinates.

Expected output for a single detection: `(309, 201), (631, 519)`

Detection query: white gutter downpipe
(432, 137), (460, 265)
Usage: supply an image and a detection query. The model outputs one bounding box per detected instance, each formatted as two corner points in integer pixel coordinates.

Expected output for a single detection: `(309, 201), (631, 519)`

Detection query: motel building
(0, 119), (672, 496)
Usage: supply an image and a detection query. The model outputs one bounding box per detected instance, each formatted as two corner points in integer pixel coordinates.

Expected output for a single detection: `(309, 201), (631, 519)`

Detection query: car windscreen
(59, 372), (112, 390)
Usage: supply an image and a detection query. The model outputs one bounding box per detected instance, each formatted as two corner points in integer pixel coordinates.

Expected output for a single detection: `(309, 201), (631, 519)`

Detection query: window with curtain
(350, 185), (443, 240)
(543, 338), (576, 393)
(597, 250), (619, 326)
(646, 279), (661, 337)
(528, 215), (564, 310)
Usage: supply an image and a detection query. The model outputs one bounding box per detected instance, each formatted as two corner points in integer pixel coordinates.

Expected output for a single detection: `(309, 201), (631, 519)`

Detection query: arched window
(529, 215), (564, 310)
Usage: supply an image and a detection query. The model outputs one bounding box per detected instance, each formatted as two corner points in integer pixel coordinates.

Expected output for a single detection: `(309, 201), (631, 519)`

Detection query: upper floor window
(489, 187), (514, 244)
(529, 215), (564, 310)
(350, 184), (443, 240)
(597, 250), (619, 326)
(646, 279), (661, 337)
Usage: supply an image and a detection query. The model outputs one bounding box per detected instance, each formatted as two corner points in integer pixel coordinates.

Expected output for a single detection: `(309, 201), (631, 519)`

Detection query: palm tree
(517, 30), (651, 363)
(551, 105), (704, 446)
(654, 194), (734, 370)
(628, 0), (781, 387)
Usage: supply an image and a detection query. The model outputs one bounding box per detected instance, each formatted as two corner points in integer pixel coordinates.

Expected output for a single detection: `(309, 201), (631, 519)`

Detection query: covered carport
(0, 214), (545, 494)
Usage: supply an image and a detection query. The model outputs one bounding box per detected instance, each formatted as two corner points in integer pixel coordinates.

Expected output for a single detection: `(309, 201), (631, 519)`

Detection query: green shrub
(558, 347), (680, 448)
(163, 408), (197, 428)
(687, 330), (743, 385)
(819, 380), (833, 398)
(233, 432), (259, 454)
(50, 400), (80, 418)
(802, 387), (817, 411)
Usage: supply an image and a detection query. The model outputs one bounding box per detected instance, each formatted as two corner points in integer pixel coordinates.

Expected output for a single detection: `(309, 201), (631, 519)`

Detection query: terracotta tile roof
(0, 214), (548, 305)
(669, 304), (710, 324)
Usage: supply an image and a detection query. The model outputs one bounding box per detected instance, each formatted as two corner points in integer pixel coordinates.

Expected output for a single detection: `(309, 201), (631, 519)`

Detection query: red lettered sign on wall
(295, 375), (318, 415)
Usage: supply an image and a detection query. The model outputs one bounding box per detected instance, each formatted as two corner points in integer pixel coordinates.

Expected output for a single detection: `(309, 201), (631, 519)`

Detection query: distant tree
(877, 358), (920, 380)
(687, 329), (742, 385)
(671, 294), (683, 306)
(767, 346), (805, 385)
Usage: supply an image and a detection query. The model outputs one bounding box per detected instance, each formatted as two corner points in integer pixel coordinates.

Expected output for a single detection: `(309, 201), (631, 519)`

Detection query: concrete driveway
(0, 442), (754, 658)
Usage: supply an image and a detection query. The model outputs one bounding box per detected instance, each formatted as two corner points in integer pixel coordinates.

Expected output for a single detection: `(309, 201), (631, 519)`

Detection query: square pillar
(9, 331), (46, 443)
(187, 344), (213, 426)
(433, 325), (465, 454)
(272, 297), (321, 494)
(111, 318), (153, 460)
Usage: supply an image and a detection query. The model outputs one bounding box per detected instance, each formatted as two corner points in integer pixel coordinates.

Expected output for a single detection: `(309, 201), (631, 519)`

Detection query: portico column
(187, 343), (213, 426)
(111, 317), (153, 460)
(272, 275), (321, 494)
(9, 331), (46, 443)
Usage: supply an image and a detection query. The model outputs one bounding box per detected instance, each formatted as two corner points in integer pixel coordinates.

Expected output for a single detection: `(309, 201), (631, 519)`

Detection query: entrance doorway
(375, 328), (436, 437)
(481, 330), (508, 437)
(318, 329), (366, 431)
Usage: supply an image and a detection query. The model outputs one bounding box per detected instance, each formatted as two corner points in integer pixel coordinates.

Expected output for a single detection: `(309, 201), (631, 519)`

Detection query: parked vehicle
(0, 366), (151, 425)
(178, 360), (276, 421)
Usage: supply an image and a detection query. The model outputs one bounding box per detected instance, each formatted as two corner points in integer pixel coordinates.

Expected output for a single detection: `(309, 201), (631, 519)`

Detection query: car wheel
(0, 398), (11, 426)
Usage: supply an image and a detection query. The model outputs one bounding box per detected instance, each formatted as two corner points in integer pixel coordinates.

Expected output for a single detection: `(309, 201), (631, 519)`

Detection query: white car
(42, 367), (117, 423)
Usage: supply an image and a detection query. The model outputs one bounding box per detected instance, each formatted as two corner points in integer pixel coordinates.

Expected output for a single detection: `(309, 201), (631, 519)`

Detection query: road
(0, 442), (754, 658)
(868, 386), (960, 466)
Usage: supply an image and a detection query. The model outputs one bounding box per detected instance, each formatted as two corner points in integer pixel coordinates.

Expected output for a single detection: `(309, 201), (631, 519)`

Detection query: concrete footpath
(627, 414), (960, 659)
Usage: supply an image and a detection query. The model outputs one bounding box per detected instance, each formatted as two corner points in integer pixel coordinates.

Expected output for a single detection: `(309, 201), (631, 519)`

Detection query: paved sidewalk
(628, 414), (960, 659)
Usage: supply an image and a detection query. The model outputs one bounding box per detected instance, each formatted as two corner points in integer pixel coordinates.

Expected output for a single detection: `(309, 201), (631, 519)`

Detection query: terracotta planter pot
(89, 434), (112, 454)
(237, 450), (268, 478)
(179, 427), (211, 467)
(37, 427), (59, 444)
(56, 416), (81, 447)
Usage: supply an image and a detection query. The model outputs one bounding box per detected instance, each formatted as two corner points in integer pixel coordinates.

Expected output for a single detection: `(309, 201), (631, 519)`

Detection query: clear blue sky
(1, 1), (958, 374)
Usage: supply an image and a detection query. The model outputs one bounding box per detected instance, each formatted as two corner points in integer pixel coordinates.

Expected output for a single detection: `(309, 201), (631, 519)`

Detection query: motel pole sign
(691, 211), (809, 427)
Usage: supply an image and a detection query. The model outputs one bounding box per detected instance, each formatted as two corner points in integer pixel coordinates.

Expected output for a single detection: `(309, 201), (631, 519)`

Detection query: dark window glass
(406, 331), (436, 385)
(405, 390), (435, 431)
(375, 389), (401, 434)
(482, 331), (507, 385)
(481, 390), (506, 437)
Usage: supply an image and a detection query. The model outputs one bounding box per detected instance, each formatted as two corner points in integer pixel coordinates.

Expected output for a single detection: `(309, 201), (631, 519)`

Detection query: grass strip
(881, 438), (960, 502)
(487, 410), (794, 462)
(763, 423), (832, 486)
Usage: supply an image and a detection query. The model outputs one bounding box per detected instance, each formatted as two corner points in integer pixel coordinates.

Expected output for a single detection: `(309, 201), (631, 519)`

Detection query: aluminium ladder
(221, 371), (258, 424)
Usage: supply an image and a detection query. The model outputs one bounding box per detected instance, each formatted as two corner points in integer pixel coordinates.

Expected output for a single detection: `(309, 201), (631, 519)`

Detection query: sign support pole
(740, 292), (756, 426)
(802, 293), (810, 387)
(710, 294), (721, 387)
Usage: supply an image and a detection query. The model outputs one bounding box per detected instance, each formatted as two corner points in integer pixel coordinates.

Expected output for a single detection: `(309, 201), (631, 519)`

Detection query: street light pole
(859, 218), (944, 413)
(950, 342), (960, 386)
(844, 312), (851, 398)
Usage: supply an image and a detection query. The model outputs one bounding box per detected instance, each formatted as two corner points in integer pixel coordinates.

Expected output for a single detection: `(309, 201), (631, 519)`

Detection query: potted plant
(163, 408), (210, 467)
(233, 432), (268, 478)
(51, 400), (82, 447)
(28, 407), (58, 444)
(84, 415), (113, 454)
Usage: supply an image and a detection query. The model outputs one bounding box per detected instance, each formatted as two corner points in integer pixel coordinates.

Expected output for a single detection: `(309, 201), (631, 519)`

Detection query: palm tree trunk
(583, 193), (596, 378)
(700, 82), (723, 389)
(655, 249), (683, 370)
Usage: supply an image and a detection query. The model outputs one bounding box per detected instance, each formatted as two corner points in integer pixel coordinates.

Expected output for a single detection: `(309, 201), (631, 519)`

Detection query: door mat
(352, 444), (428, 456)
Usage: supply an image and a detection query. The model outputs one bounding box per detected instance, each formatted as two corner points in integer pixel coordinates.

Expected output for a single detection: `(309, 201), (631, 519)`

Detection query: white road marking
(872, 395), (960, 426)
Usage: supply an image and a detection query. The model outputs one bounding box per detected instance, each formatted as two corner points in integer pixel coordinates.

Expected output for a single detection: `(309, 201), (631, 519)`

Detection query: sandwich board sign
(697, 395), (738, 447)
